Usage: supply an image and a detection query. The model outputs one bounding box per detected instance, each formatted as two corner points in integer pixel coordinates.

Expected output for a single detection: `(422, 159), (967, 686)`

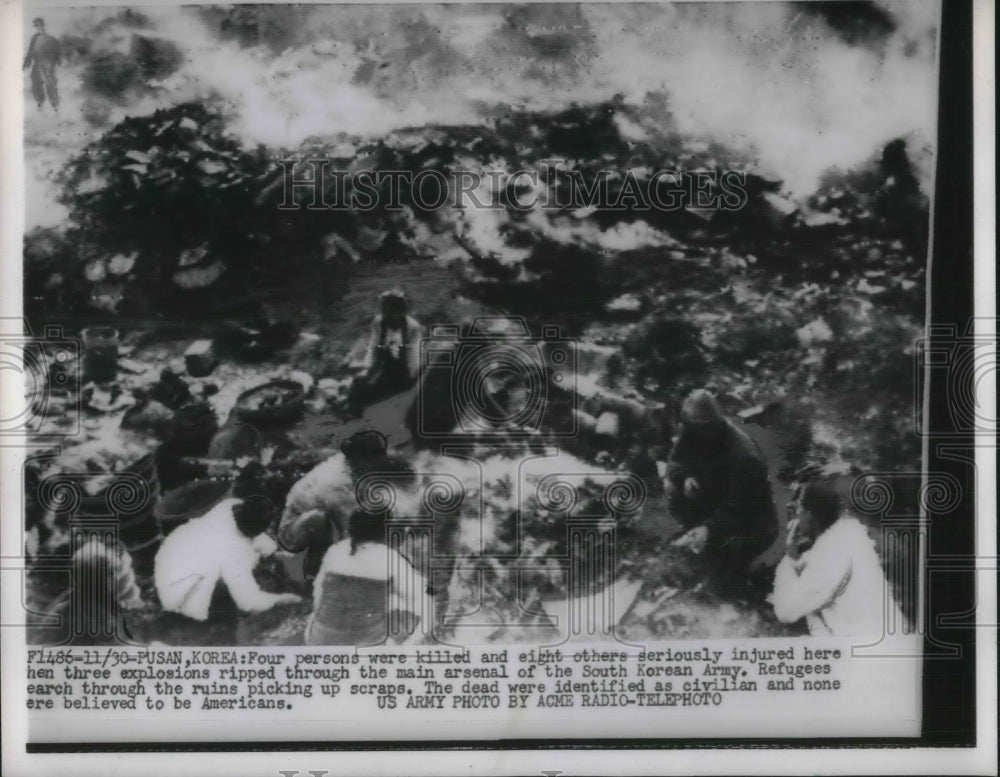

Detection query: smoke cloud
(24, 2), (939, 228)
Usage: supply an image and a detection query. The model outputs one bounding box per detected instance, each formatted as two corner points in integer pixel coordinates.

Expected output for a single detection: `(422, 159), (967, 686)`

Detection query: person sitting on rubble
(664, 389), (779, 586)
(770, 480), (905, 637)
(348, 288), (423, 412)
(304, 508), (433, 646)
(277, 431), (418, 580)
(154, 462), (300, 621)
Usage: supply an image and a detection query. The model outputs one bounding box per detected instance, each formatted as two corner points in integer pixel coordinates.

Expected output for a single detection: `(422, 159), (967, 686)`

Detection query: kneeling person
(155, 476), (300, 621)
(665, 389), (778, 576)
(277, 431), (418, 581)
(305, 509), (432, 646)
(770, 480), (905, 637)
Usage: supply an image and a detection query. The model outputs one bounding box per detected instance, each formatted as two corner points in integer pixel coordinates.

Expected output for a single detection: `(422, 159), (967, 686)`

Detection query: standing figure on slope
(24, 17), (61, 112)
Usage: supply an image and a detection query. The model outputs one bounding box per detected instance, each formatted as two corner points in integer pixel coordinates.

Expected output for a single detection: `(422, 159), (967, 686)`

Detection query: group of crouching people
(50, 389), (902, 647)
(42, 291), (904, 646)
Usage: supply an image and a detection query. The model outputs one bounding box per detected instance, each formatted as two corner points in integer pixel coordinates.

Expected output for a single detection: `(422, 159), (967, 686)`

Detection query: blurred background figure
(348, 289), (423, 412)
(24, 17), (61, 112)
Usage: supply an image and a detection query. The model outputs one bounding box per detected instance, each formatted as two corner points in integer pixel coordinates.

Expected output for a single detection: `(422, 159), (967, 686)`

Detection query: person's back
(278, 453), (353, 547)
(667, 396), (775, 524)
(155, 495), (299, 621)
(306, 541), (402, 645)
(701, 419), (773, 515)
(155, 498), (254, 620)
(305, 509), (431, 646)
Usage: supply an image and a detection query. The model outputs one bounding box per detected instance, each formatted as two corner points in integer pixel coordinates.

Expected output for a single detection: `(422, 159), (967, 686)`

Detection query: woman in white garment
(305, 509), (433, 646)
(770, 480), (905, 637)
(154, 463), (300, 622)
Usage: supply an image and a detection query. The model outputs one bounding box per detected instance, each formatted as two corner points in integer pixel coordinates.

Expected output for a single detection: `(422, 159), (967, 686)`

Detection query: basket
(232, 379), (306, 426)
(154, 478), (233, 536)
(77, 453), (162, 567)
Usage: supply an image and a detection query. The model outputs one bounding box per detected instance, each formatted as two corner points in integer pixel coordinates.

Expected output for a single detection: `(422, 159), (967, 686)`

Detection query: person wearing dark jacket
(665, 389), (778, 580)
(24, 17), (61, 111)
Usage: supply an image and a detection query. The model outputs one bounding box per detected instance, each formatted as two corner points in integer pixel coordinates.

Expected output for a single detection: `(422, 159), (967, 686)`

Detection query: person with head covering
(305, 509), (433, 646)
(154, 462), (300, 621)
(23, 17), (61, 111)
(664, 389), (778, 578)
(770, 480), (905, 637)
(348, 289), (423, 412)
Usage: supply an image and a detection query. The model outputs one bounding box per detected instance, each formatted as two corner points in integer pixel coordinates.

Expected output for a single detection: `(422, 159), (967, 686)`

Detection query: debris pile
(22, 86), (929, 644)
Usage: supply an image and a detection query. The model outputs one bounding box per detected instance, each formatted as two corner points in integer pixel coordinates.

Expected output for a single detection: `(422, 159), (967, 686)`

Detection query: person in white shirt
(276, 431), (419, 581)
(155, 466), (300, 621)
(305, 509), (433, 646)
(770, 480), (904, 637)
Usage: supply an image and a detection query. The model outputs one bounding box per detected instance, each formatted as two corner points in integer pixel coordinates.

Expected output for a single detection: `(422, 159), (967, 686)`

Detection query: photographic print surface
(6, 0), (973, 755)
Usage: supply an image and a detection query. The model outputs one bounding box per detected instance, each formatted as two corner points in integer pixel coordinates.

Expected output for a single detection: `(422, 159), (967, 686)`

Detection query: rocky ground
(22, 248), (902, 646)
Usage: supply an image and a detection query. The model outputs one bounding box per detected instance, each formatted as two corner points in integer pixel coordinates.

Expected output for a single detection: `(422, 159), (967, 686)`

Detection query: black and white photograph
(0, 0), (993, 773)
